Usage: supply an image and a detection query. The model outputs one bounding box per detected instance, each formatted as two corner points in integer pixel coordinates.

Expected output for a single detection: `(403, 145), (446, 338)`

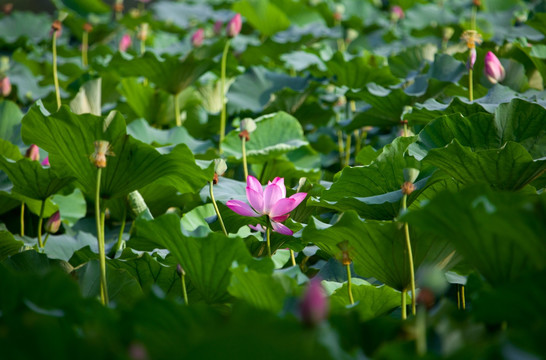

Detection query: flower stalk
(219, 39), (230, 153)
(82, 23), (92, 67)
(209, 180), (228, 236)
(346, 263), (354, 305)
(265, 225), (271, 257)
(401, 184), (416, 316)
(51, 20), (62, 110)
(37, 200), (45, 249)
(174, 92), (181, 126)
(20, 203), (25, 237)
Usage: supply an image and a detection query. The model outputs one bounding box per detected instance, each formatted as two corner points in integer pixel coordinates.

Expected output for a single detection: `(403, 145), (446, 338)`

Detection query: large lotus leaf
(221, 111), (308, 163)
(151, 2), (215, 29)
(108, 52), (214, 95)
(0, 226), (24, 261)
(51, 188), (86, 226)
(330, 283), (401, 321)
(0, 11), (53, 44)
(0, 156), (73, 200)
(303, 212), (457, 291)
(404, 186), (546, 286)
(54, 0), (111, 16)
(0, 101), (24, 145)
(127, 118), (212, 154)
(227, 66), (310, 113)
(425, 140), (546, 191)
(21, 104), (211, 199)
(388, 44), (437, 79)
(406, 97), (491, 124)
(131, 214), (254, 303)
(42, 233), (97, 262)
(74, 260), (143, 306)
(233, 0), (291, 37)
(314, 136), (423, 220)
(403, 3), (458, 30)
(229, 265), (296, 313)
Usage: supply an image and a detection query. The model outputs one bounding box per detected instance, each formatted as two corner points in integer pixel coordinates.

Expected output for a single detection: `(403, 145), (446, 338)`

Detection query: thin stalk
(43, 233), (51, 247)
(469, 68), (474, 101)
(174, 92), (181, 126)
(457, 285), (461, 309)
(461, 285), (466, 310)
(82, 31), (88, 67)
(219, 39), (231, 153)
(52, 33), (61, 110)
(346, 263), (355, 305)
(337, 129), (344, 167)
(95, 168), (109, 305)
(266, 226), (271, 257)
(20, 203), (25, 237)
(401, 289), (407, 320)
(242, 137), (248, 179)
(354, 129), (361, 156)
(344, 132), (352, 167)
(290, 249), (296, 266)
(181, 273), (188, 305)
(115, 206), (127, 253)
(402, 194), (417, 316)
(209, 181), (228, 236)
(37, 200), (45, 249)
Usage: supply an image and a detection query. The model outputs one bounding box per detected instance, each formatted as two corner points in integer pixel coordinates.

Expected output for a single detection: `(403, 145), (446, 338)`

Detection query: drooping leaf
(330, 283), (401, 321)
(0, 100), (24, 145)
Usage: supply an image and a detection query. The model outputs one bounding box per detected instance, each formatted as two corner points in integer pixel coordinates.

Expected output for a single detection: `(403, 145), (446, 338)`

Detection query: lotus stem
(344, 132), (352, 167)
(469, 69), (473, 102)
(347, 263), (355, 305)
(337, 129), (344, 168)
(174, 92), (181, 127)
(95, 168), (109, 305)
(402, 194), (416, 316)
(266, 226), (271, 257)
(52, 32), (61, 110)
(401, 289), (407, 320)
(20, 203), (25, 237)
(181, 273), (188, 305)
(43, 233), (50, 247)
(115, 206), (127, 253)
(242, 137), (248, 180)
(290, 249), (296, 266)
(219, 39), (231, 153)
(37, 200), (45, 249)
(209, 181), (228, 236)
(82, 30), (88, 67)
(354, 129), (361, 156)
(461, 285), (466, 310)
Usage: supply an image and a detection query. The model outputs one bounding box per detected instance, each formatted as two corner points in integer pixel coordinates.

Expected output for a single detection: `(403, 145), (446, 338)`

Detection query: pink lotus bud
(25, 144), (40, 161)
(41, 157), (50, 166)
(391, 5), (404, 21)
(299, 277), (329, 326)
(213, 20), (223, 35)
(119, 34), (132, 52)
(226, 14), (242, 38)
(0, 76), (11, 96)
(466, 48), (476, 70)
(484, 51), (505, 84)
(191, 28), (205, 47)
(45, 211), (61, 234)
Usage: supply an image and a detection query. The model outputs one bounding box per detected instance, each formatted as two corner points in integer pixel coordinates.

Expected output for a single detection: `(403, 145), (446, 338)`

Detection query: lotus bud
(45, 211), (61, 234)
(191, 28), (205, 47)
(300, 277), (329, 326)
(213, 20), (223, 35)
(176, 264), (186, 277)
(41, 157), (50, 166)
(0, 76), (11, 97)
(226, 14), (242, 38)
(240, 118), (257, 133)
(25, 144), (40, 161)
(119, 34), (132, 52)
(442, 27), (454, 42)
(390, 5), (404, 21)
(484, 51), (505, 84)
(346, 28), (359, 43)
(466, 47), (476, 70)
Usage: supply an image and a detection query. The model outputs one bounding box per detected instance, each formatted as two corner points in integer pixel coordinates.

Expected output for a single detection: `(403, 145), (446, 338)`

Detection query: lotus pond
(0, 0), (545, 359)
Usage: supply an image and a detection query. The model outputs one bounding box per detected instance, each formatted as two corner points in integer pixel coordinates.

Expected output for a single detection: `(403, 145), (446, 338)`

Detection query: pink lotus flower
(390, 5), (404, 21)
(45, 210), (61, 234)
(226, 176), (307, 235)
(191, 28), (205, 47)
(226, 13), (242, 38)
(484, 51), (505, 84)
(0, 76), (11, 97)
(300, 277), (329, 326)
(466, 48), (476, 70)
(119, 34), (132, 52)
(25, 144), (40, 161)
(213, 20), (223, 35)
(41, 157), (50, 166)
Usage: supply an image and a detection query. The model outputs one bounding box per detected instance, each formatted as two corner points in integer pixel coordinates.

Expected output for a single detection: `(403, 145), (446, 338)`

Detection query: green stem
(20, 203), (25, 237)
(461, 285), (466, 310)
(346, 263), (354, 305)
(82, 31), (88, 67)
(37, 200), (45, 249)
(95, 168), (109, 305)
(354, 129), (361, 157)
(344, 132), (352, 167)
(219, 39), (231, 154)
(337, 129), (344, 168)
(457, 285), (461, 309)
(242, 137), (248, 180)
(402, 194), (416, 316)
(181, 274), (188, 305)
(469, 68), (473, 102)
(174, 92), (181, 127)
(290, 249), (296, 266)
(266, 226), (271, 257)
(115, 206), (127, 253)
(401, 289), (407, 320)
(43, 233), (50, 247)
(52, 32), (61, 110)
(210, 181), (228, 236)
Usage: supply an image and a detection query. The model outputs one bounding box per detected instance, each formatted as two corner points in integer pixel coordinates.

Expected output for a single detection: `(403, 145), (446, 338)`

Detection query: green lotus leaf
(233, 0), (291, 37)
